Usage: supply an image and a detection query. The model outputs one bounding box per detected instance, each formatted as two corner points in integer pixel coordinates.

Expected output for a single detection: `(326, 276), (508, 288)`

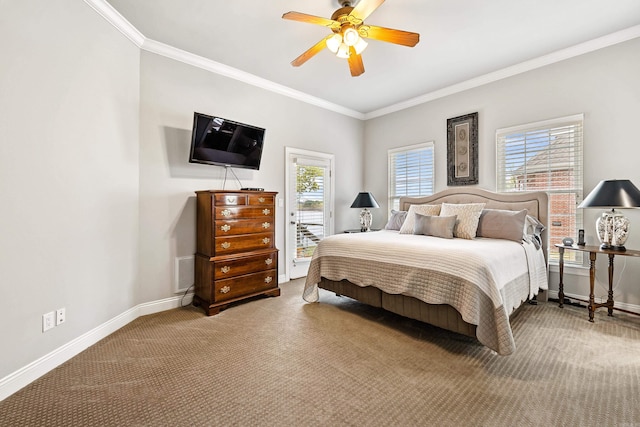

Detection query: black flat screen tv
(188, 112), (265, 170)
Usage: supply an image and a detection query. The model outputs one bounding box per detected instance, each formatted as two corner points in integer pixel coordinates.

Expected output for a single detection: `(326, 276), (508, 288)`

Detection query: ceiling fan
(282, 0), (420, 77)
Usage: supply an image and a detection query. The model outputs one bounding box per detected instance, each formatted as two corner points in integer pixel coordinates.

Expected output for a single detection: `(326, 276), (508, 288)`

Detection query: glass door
(285, 148), (334, 280)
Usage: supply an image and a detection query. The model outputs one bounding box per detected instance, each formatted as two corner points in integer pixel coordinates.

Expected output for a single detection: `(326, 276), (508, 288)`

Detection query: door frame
(284, 147), (335, 282)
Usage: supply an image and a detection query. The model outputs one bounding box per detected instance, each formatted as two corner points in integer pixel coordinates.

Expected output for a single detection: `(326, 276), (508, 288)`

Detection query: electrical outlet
(56, 307), (66, 326)
(43, 312), (55, 332)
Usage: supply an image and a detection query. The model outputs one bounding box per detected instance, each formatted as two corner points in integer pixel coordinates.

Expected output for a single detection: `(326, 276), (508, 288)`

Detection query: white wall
(0, 1), (140, 378)
(0, 1), (363, 394)
(364, 38), (640, 306)
(136, 52), (364, 303)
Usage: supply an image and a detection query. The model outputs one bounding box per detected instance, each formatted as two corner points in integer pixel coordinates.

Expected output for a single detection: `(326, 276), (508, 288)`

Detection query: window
(295, 164), (326, 258)
(496, 114), (583, 264)
(388, 142), (435, 212)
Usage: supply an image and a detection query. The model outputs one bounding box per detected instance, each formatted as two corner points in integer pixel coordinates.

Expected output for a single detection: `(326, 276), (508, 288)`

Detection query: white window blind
(388, 142), (434, 212)
(496, 114), (583, 264)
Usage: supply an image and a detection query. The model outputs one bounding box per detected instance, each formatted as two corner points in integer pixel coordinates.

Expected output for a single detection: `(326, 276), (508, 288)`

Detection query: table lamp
(350, 192), (380, 232)
(577, 179), (640, 251)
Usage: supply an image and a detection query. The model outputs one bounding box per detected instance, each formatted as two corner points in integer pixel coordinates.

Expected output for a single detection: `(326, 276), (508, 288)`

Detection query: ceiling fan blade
(349, 0), (385, 22)
(359, 25), (420, 47)
(291, 35), (332, 67)
(348, 47), (365, 77)
(282, 11), (340, 29)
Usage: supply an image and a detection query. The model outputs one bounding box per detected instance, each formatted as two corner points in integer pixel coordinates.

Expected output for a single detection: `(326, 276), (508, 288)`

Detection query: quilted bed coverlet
(303, 230), (548, 355)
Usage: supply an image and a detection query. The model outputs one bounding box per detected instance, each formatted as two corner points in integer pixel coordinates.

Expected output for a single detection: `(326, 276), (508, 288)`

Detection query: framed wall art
(447, 112), (478, 186)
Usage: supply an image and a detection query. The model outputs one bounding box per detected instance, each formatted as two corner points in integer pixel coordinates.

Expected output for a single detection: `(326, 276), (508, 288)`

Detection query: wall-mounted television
(188, 112), (265, 170)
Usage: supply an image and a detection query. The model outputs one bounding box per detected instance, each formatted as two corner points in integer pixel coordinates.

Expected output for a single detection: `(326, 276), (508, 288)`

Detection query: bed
(303, 188), (549, 355)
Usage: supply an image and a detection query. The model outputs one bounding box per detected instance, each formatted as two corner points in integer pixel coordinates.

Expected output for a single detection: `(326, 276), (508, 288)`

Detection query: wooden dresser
(193, 190), (280, 315)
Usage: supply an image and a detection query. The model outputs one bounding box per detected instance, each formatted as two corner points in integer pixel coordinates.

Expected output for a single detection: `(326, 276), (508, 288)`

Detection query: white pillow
(384, 210), (408, 231)
(439, 202), (486, 239)
(398, 204), (441, 234)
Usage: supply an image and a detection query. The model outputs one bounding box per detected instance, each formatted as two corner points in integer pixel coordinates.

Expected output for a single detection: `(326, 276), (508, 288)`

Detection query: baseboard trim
(6, 286), (636, 401)
(0, 296), (186, 401)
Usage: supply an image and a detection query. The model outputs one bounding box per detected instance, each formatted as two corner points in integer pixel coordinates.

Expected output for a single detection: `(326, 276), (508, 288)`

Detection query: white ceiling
(103, 0), (640, 117)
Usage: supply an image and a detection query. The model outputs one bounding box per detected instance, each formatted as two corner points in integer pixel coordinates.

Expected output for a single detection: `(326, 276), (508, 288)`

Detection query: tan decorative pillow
(413, 214), (457, 239)
(476, 209), (527, 242)
(439, 202), (486, 239)
(398, 204), (441, 234)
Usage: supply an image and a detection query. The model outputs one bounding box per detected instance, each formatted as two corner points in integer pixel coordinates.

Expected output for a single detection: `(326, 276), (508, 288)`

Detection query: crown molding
(364, 24), (640, 120)
(140, 39), (365, 120)
(83, 0), (144, 47)
(83, 0), (363, 119)
(85, 0), (639, 121)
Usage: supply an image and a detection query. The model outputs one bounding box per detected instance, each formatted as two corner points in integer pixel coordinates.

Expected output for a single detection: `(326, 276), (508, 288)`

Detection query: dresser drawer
(215, 206), (274, 220)
(248, 194), (274, 206)
(214, 193), (248, 206)
(214, 269), (277, 302)
(214, 251), (277, 279)
(214, 219), (274, 236)
(215, 232), (274, 255)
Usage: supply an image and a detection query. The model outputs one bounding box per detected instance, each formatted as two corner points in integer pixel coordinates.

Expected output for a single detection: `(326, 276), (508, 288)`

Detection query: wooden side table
(556, 243), (640, 322)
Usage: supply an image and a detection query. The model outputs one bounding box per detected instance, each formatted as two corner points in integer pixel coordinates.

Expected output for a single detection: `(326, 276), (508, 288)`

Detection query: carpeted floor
(2, 278), (640, 426)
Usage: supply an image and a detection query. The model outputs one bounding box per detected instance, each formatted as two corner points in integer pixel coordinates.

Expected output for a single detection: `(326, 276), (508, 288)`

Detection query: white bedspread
(303, 230), (548, 355)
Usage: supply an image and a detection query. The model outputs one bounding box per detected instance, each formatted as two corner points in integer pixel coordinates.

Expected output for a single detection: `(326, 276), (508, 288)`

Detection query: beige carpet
(2, 278), (640, 426)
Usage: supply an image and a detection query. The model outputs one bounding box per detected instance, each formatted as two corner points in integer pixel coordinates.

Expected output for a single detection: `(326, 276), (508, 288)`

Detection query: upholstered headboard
(399, 187), (549, 262)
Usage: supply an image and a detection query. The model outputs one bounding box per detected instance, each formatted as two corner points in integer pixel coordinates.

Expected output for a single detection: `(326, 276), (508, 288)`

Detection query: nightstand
(556, 243), (640, 322)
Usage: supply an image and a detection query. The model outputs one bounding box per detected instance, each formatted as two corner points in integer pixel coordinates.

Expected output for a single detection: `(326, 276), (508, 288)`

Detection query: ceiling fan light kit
(326, 33), (342, 53)
(282, 0), (419, 77)
(343, 27), (359, 45)
(337, 43), (351, 59)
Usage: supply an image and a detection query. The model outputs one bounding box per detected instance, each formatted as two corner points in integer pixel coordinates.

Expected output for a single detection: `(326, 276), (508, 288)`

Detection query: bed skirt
(319, 278), (477, 338)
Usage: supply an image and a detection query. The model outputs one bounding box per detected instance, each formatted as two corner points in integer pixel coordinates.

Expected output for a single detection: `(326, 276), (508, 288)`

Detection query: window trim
(495, 114), (584, 265)
(387, 141), (435, 214)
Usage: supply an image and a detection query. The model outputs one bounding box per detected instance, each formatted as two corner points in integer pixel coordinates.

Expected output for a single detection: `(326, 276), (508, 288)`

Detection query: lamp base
(600, 243), (626, 251)
(359, 208), (372, 232)
(596, 210), (630, 250)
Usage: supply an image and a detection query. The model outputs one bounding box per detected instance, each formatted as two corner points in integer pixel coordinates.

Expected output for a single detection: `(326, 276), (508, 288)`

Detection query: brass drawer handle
(264, 276), (273, 284)
(221, 209), (231, 217)
(262, 208), (271, 215)
(262, 237), (270, 244)
(221, 242), (231, 249)
(221, 224), (231, 232)
(221, 266), (231, 274)
(265, 258), (273, 265)
(262, 222), (271, 229)
(226, 197), (235, 204)
(258, 197), (265, 203)
(220, 285), (231, 294)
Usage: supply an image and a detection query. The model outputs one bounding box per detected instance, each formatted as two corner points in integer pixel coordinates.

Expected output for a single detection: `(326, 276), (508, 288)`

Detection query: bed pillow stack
(388, 202), (541, 243)
(398, 204), (441, 234)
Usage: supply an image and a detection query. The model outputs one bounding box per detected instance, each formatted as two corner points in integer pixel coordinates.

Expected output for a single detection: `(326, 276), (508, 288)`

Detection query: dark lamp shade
(350, 192), (380, 208)
(578, 179), (640, 209)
